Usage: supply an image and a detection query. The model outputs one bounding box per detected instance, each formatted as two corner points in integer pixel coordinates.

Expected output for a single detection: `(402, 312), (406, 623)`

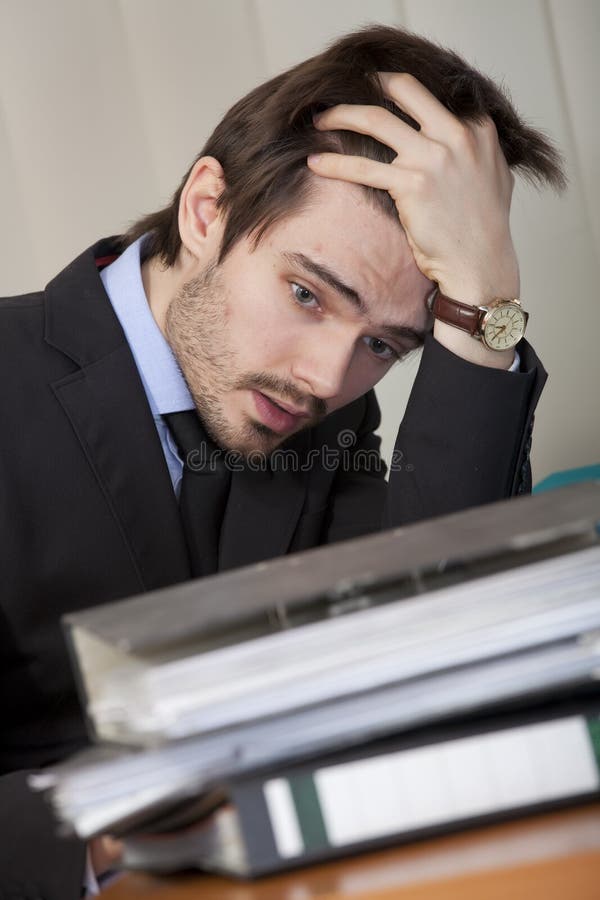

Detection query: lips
(264, 395), (310, 417)
(251, 391), (309, 434)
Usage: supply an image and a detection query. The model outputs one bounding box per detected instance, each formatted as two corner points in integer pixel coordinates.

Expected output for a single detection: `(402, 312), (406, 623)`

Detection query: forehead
(259, 176), (433, 323)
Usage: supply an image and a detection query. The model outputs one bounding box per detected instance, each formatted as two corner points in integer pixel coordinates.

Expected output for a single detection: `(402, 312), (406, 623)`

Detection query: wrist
(437, 253), (520, 307)
(437, 278), (520, 307)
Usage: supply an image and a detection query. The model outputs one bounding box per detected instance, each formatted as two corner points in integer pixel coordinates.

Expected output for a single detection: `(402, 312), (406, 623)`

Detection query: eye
(363, 336), (398, 362)
(290, 282), (320, 309)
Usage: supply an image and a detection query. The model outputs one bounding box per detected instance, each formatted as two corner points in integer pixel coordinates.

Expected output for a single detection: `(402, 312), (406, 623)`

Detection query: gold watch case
(479, 299), (528, 351)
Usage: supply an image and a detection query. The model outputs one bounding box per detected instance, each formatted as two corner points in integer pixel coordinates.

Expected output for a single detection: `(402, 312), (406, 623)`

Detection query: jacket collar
(45, 237), (191, 591)
(44, 237), (127, 367)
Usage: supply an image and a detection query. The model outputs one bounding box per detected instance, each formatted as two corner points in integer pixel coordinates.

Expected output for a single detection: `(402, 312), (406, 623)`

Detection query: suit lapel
(45, 239), (190, 591)
(52, 348), (190, 591)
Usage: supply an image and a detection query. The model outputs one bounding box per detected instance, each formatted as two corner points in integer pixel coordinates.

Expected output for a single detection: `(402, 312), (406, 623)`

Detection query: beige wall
(1, 0), (598, 482)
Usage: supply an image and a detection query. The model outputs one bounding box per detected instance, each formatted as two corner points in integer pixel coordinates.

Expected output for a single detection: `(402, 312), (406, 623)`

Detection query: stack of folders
(32, 482), (600, 878)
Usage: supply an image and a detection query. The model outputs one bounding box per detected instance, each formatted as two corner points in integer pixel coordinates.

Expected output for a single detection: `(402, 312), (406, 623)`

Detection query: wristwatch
(427, 288), (528, 351)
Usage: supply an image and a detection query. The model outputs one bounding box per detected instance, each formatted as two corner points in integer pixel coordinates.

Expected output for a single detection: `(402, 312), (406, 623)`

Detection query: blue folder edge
(533, 464), (600, 494)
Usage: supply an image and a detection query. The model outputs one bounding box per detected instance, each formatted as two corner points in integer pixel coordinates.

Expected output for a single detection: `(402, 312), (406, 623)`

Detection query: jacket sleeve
(0, 770), (87, 900)
(386, 333), (547, 527)
(321, 333), (546, 543)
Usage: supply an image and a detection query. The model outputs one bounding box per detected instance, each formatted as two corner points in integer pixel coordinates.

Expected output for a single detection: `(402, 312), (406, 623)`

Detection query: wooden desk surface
(104, 802), (600, 899)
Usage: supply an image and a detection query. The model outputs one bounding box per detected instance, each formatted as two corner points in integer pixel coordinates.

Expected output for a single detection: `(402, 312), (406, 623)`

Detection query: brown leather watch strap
(429, 289), (483, 336)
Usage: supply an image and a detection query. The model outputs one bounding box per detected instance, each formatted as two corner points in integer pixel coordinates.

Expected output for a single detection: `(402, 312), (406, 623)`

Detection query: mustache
(235, 373), (327, 421)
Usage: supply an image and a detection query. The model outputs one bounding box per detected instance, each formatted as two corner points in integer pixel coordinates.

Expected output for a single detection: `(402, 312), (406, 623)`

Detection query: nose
(290, 325), (356, 403)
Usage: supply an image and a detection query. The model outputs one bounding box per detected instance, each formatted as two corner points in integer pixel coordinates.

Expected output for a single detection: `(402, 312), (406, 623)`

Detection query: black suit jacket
(0, 238), (545, 896)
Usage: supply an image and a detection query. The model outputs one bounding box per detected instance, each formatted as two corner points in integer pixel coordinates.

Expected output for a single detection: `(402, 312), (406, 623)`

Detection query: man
(0, 25), (563, 898)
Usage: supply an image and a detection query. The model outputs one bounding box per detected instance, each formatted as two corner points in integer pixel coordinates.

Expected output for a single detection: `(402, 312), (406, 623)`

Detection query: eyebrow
(283, 251), (365, 311)
(282, 250), (429, 346)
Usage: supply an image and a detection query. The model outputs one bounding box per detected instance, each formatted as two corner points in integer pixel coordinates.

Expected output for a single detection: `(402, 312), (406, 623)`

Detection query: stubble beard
(164, 263), (323, 457)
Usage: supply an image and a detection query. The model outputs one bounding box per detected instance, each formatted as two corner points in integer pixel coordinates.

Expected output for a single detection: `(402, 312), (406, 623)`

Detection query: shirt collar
(100, 236), (194, 415)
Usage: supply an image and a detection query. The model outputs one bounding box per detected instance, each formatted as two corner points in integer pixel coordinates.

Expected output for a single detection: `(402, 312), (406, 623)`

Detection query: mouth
(251, 390), (311, 435)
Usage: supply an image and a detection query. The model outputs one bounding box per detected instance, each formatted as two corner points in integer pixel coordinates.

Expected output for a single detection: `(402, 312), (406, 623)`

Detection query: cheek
(230, 289), (301, 367)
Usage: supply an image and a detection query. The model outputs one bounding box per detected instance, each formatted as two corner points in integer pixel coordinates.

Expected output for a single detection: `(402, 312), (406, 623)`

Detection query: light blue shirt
(100, 237), (194, 496)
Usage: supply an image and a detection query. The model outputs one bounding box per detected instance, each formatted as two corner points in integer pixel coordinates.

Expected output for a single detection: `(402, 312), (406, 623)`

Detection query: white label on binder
(264, 777), (304, 858)
(314, 716), (599, 847)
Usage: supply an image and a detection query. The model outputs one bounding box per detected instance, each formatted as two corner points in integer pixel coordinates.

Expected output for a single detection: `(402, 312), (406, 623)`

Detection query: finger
(314, 104), (425, 157)
(307, 151), (410, 192)
(378, 72), (461, 143)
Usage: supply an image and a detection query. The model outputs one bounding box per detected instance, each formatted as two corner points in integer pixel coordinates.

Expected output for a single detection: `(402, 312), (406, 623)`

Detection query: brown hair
(122, 24), (566, 267)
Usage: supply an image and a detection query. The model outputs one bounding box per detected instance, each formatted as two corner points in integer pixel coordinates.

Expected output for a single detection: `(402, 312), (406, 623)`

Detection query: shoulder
(0, 289), (75, 385)
(0, 291), (45, 351)
(0, 290), (43, 312)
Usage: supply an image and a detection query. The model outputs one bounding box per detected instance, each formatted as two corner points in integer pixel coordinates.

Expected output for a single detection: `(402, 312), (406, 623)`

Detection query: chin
(204, 416), (276, 457)
(197, 394), (309, 458)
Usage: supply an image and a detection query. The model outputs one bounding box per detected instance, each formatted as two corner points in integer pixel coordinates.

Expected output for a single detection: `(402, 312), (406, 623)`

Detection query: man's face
(165, 178), (433, 455)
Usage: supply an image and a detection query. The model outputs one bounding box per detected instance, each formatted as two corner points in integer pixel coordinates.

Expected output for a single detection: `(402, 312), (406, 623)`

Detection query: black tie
(163, 411), (232, 578)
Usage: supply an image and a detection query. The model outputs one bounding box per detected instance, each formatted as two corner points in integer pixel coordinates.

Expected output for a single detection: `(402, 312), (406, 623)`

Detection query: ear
(178, 156), (226, 263)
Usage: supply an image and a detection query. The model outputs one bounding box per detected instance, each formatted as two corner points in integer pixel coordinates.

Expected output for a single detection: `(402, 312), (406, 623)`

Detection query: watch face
(482, 304), (527, 350)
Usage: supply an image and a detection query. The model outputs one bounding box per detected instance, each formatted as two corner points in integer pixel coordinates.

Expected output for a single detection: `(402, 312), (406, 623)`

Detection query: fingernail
(307, 154), (321, 165)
